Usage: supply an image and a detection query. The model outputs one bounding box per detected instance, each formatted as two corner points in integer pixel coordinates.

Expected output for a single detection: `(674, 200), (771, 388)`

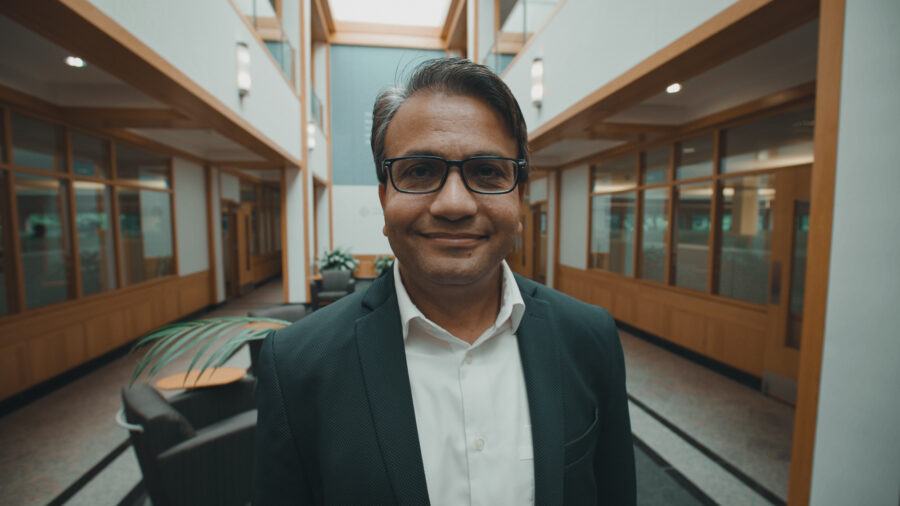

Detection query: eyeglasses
(383, 156), (525, 194)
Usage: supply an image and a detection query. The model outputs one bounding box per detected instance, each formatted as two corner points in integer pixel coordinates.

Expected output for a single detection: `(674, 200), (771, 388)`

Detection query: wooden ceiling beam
(311, 0), (334, 42)
(442, 0), (467, 51)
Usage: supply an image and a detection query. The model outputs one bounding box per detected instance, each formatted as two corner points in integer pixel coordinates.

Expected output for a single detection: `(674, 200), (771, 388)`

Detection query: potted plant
(318, 247), (359, 272)
(128, 316), (290, 386)
(374, 255), (394, 277)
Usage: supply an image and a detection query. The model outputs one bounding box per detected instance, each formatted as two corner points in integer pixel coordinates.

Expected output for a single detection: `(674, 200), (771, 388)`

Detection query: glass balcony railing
(485, 0), (560, 75)
(235, 0), (297, 86)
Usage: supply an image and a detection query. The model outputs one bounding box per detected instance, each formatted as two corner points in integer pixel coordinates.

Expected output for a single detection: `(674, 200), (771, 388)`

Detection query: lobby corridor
(0, 277), (792, 505)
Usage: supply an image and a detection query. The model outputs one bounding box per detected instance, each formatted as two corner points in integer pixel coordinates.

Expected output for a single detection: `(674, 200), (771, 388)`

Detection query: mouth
(420, 232), (487, 247)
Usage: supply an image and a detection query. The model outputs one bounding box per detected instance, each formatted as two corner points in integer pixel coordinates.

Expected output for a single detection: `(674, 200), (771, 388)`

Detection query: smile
(421, 233), (486, 246)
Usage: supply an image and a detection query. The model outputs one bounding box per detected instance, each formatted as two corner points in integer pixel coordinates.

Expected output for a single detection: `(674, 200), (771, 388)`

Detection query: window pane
(75, 182), (116, 296)
(718, 175), (774, 304)
(787, 200), (809, 349)
(11, 112), (65, 172)
(72, 131), (111, 178)
(676, 135), (714, 180)
(721, 107), (814, 174)
(673, 182), (710, 292)
(118, 188), (174, 285)
(641, 188), (668, 282)
(0, 171), (8, 315)
(644, 147), (669, 184)
(116, 145), (170, 189)
(16, 173), (72, 309)
(590, 192), (635, 275)
(240, 180), (256, 202)
(592, 156), (637, 193)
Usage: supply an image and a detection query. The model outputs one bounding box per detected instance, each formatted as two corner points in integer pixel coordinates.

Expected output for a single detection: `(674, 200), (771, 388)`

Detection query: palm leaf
(129, 316), (289, 386)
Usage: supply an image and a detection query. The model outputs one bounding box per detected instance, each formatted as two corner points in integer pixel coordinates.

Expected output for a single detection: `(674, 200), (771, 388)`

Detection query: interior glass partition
(485, 0), (561, 75)
(15, 173), (72, 309)
(718, 174), (775, 304)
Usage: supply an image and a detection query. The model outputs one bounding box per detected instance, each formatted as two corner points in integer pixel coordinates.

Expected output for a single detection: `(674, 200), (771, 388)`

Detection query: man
(253, 58), (635, 505)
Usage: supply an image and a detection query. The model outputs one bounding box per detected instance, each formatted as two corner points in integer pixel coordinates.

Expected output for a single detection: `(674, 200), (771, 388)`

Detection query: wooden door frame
(787, 0), (845, 503)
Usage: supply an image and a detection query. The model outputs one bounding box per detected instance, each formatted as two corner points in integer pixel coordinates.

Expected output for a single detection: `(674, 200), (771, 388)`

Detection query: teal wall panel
(330, 45), (444, 186)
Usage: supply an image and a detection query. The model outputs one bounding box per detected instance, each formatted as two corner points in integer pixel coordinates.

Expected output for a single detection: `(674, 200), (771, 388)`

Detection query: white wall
(221, 173), (240, 202)
(501, 0), (734, 133)
(546, 173), (557, 287)
(332, 185), (391, 255)
(87, 0), (303, 160)
(314, 183), (330, 258)
(284, 167), (307, 302)
(809, 1), (900, 504)
(478, 0), (495, 62)
(559, 165), (588, 269)
(173, 157), (208, 275)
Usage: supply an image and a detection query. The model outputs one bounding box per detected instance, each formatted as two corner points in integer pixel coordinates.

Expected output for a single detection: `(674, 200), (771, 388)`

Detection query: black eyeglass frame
(382, 155), (527, 195)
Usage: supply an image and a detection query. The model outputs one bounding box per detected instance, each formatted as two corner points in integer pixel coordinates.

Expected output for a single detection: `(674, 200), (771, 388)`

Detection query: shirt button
(465, 353), (473, 364)
(474, 438), (485, 451)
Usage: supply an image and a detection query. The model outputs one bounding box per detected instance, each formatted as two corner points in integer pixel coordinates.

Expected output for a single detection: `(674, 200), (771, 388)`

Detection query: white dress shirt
(394, 260), (534, 506)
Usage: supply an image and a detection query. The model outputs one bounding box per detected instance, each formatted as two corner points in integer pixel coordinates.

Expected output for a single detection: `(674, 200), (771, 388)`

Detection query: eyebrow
(397, 149), (512, 159)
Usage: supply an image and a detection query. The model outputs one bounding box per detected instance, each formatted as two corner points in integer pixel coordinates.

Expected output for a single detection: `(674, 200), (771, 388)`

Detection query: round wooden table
(155, 366), (247, 390)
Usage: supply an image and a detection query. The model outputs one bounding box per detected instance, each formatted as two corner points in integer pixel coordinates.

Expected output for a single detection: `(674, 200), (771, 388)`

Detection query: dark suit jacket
(252, 272), (635, 505)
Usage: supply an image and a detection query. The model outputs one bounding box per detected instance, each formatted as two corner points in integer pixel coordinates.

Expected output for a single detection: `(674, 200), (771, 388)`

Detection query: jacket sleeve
(252, 331), (315, 505)
(593, 311), (637, 505)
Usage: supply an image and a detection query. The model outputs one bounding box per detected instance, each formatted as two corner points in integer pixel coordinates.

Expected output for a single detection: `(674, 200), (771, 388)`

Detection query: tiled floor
(0, 277), (795, 505)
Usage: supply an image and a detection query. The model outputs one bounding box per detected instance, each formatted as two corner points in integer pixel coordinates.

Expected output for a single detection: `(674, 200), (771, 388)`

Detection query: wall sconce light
(307, 123), (317, 150)
(531, 57), (544, 108)
(65, 56), (86, 68)
(236, 42), (252, 99)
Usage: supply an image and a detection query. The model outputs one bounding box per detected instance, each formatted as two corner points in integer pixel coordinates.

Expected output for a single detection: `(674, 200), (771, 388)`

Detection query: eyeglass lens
(390, 158), (516, 193)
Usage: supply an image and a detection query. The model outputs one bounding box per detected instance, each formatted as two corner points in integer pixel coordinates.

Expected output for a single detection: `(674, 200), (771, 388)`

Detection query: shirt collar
(394, 259), (526, 343)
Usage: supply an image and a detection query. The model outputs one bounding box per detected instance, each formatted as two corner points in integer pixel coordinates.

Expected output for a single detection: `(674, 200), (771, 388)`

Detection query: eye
(406, 163), (438, 179)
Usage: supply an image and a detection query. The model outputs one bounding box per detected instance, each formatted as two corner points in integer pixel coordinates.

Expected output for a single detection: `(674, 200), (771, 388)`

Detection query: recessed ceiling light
(666, 82), (682, 94)
(65, 56), (86, 68)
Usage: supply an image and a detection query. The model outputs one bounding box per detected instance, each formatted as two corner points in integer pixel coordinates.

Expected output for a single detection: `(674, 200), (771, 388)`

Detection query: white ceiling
(128, 128), (267, 162)
(531, 19), (819, 165)
(0, 14), (165, 108)
(0, 14), (264, 164)
(608, 20), (819, 125)
(531, 138), (624, 167)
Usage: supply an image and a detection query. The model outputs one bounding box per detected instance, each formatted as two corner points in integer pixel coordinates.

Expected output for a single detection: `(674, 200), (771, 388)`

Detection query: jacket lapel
(355, 274), (430, 505)
(516, 278), (565, 505)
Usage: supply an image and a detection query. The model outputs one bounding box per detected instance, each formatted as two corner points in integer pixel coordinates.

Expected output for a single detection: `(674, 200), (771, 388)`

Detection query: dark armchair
(310, 269), (355, 309)
(119, 378), (257, 506)
(246, 304), (310, 374)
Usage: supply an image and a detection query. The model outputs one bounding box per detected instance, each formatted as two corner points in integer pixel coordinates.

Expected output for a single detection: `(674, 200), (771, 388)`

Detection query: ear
(378, 183), (388, 236)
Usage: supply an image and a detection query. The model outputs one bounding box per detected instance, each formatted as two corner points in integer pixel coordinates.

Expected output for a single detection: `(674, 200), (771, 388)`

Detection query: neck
(400, 265), (503, 344)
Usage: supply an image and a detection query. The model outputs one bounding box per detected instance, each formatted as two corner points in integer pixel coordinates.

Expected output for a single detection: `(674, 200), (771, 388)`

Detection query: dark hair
(370, 57), (529, 184)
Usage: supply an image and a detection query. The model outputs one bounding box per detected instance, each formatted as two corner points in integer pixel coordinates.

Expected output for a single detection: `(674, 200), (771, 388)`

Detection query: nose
(429, 167), (477, 221)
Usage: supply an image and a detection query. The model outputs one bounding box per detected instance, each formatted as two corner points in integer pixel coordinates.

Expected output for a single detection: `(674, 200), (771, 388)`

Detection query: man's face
(378, 91), (524, 289)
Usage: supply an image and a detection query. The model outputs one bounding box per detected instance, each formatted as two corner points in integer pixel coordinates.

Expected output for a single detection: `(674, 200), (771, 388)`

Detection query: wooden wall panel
(0, 270), (212, 401)
(669, 309), (707, 353)
(179, 272), (213, 314)
(28, 328), (82, 385)
(0, 344), (27, 399)
(706, 320), (765, 375)
(252, 253), (282, 284)
(84, 312), (125, 359)
(558, 265), (769, 377)
(590, 283), (614, 311)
